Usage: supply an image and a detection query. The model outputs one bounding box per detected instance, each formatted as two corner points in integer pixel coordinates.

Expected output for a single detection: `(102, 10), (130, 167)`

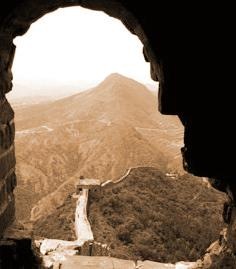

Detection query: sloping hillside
(88, 167), (226, 263)
(33, 167), (226, 263)
(13, 74), (183, 222)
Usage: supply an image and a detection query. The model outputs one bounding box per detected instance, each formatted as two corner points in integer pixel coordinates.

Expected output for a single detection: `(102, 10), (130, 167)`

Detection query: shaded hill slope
(33, 167), (226, 263)
(14, 74), (183, 222)
(88, 167), (226, 263)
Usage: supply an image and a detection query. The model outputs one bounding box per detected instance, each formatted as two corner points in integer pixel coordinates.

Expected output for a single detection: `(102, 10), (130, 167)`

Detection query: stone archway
(0, 0), (159, 97)
(0, 0), (159, 237)
(1, 1), (236, 268)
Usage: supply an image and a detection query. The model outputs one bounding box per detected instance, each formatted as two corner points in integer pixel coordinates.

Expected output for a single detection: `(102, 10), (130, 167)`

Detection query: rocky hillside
(88, 167), (226, 263)
(33, 167), (226, 263)
(13, 74), (183, 222)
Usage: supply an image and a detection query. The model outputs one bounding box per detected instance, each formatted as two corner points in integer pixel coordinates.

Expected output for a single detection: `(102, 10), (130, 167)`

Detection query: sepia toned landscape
(0, 2), (234, 268)
(11, 74), (226, 265)
(13, 73), (184, 222)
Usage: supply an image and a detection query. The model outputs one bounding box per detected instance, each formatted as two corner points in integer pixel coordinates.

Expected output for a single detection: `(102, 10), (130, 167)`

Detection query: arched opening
(9, 5), (159, 222)
(0, 1), (229, 266)
(8, 6), (154, 100)
(5, 4), (225, 265)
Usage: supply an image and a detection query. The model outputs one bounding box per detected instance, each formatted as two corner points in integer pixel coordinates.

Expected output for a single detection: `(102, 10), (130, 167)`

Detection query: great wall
(35, 168), (196, 269)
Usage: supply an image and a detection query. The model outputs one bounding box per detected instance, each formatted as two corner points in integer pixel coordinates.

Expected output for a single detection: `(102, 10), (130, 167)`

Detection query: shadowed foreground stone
(137, 260), (195, 269)
(193, 229), (236, 269)
(0, 222), (38, 268)
(49, 256), (195, 269)
(53, 256), (135, 269)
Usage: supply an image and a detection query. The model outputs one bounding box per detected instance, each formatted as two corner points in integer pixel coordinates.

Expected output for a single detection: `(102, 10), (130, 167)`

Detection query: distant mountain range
(8, 82), (90, 101)
(13, 73), (183, 222)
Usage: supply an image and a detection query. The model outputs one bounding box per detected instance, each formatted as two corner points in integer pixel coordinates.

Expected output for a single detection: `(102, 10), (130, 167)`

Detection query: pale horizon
(7, 6), (157, 99)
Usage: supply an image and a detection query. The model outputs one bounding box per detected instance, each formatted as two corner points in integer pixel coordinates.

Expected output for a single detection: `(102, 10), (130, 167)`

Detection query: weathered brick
(9, 120), (15, 143)
(6, 171), (16, 194)
(0, 146), (15, 180)
(0, 36), (15, 96)
(0, 183), (7, 206)
(0, 98), (14, 124)
(0, 99), (15, 153)
(0, 239), (17, 268)
(0, 121), (15, 151)
(0, 198), (15, 237)
(1, 226), (35, 268)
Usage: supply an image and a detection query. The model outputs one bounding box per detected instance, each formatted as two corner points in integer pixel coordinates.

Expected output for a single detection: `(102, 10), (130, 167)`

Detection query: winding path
(75, 189), (94, 244)
(38, 170), (196, 269)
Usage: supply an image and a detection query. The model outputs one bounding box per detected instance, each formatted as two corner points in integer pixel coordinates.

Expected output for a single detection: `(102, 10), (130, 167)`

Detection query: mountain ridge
(14, 73), (184, 222)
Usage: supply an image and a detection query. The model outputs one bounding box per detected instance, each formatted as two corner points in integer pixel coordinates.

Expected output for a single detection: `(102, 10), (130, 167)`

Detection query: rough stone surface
(40, 255), (196, 269)
(0, 123), (15, 150)
(0, 99), (15, 227)
(193, 229), (236, 269)
(0, 147), (15, 181)
(5, 171), (16, 194)
(137, 260), (175, 269)
(0, 171), (16, 207)
(54, 256), (135, 269)
(0, 98), (15, 237)
(0, 199), (15, 238)
(0, 35), (15, 96)
(0, 222), (38, 268)
(3, 221), (33, 240)
(137, 260), (195, 269)
(0, 98), (14, 125)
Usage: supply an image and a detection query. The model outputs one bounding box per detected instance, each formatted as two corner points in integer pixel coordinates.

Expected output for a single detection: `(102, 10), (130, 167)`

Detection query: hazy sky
(10, 7), (155, 98)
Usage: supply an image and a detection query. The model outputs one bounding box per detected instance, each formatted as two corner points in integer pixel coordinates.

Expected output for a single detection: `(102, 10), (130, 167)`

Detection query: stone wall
(0, 34), (16, 237)
(80, 241), (110, 257)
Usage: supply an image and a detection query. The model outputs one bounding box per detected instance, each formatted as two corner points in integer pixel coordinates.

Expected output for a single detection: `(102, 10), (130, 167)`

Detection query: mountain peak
(104, 73), (130, 81)
(99, 73), (145, 90)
